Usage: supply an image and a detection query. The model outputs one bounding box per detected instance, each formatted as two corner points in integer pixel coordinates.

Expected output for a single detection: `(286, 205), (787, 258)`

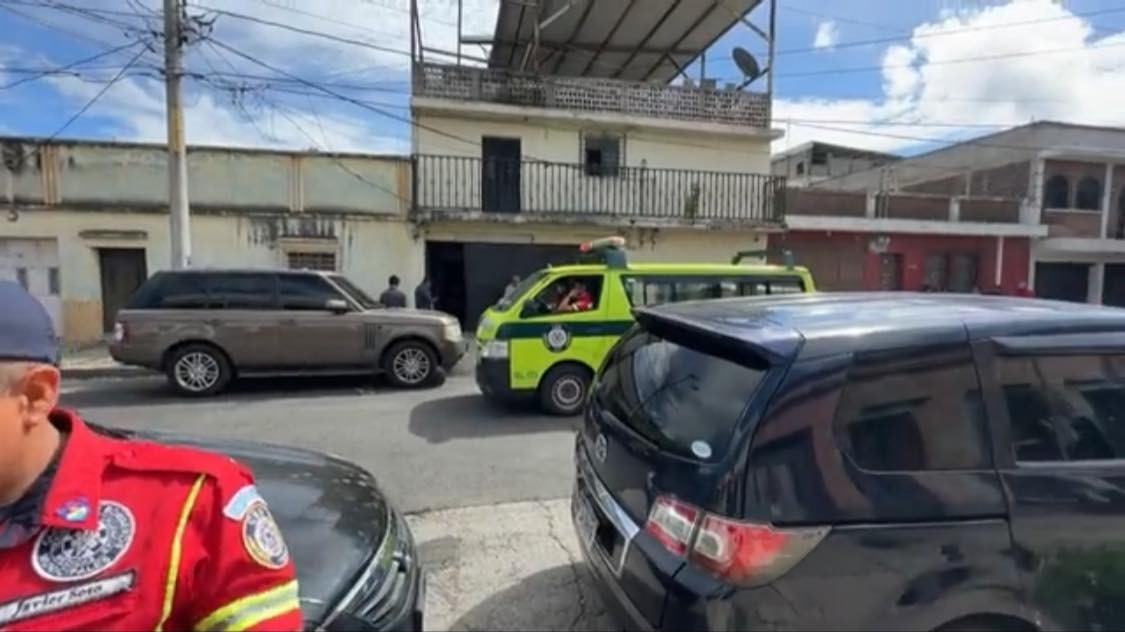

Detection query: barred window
(287, 251), (336, 272)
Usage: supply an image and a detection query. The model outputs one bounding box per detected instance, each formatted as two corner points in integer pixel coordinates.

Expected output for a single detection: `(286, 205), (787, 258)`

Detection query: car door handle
(206, 319), (222, 326)
(280, 319), (297, 326)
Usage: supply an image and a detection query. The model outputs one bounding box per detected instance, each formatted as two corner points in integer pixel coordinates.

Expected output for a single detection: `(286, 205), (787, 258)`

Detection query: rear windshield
(593, 325), (765, 462)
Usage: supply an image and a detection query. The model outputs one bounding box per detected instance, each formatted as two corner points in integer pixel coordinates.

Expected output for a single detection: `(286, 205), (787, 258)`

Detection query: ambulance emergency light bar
(731, 248), (796, 269)
(578, 236), (628, 269)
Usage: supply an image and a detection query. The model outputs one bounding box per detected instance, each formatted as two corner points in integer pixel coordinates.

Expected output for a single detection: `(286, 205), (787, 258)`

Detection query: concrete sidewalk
(408, 498), (615, 631)
(59, 345), (150, 380)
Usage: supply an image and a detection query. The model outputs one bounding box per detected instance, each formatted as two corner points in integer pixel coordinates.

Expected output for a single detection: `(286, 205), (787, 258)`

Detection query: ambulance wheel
(539, 364), (591, 416)
(166, 343), (231, 397)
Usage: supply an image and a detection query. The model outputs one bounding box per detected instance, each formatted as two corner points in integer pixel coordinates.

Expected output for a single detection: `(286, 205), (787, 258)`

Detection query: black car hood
(105, 427), (388, 623)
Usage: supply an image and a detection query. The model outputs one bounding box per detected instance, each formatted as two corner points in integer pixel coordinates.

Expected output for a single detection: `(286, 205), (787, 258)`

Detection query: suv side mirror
(325, 298), (350, 313)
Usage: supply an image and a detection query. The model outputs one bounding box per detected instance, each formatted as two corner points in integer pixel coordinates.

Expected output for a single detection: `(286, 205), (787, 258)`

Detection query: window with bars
(287, 251), (337, 272)
(582, 133), (623, 177)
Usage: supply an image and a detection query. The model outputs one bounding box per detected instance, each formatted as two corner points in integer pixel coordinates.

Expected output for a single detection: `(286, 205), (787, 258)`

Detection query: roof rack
(577, 236), (628, 269)
(731, 248), (796, 269)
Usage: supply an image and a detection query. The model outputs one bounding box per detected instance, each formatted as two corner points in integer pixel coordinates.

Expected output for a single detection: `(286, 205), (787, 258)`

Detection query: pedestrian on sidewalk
(0, 280), (302, 631)
(415, 276), (436, 310)
(379, 275), (407, 308)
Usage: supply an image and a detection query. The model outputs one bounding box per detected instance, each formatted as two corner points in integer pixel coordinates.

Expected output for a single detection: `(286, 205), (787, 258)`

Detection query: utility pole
(164, 0), (191, 269)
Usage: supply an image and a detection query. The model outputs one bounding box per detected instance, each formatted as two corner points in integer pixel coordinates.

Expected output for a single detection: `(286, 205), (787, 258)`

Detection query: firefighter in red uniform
(0, 280), (302, 631)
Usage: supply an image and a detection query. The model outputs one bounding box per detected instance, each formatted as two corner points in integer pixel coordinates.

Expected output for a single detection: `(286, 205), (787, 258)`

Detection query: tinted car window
(127, 273), (214, 309)
(593, 326), (765, 461)
(1000, 354), (1125, 462)
(329, 275), (379, 310)
(835, 344), (991, 471)
(622, 275), (805, 307)
(209, 273), (277, 309)
(278, 274), (344, 310)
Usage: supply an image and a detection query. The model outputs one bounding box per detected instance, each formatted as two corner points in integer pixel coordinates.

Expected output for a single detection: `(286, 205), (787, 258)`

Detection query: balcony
(412, 154), (785, 226)
(413, 62), (770, 129)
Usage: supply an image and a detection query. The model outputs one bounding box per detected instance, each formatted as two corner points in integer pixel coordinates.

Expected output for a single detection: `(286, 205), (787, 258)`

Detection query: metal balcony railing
(413, 63), (771, 129)
(413, 154), (786, 224)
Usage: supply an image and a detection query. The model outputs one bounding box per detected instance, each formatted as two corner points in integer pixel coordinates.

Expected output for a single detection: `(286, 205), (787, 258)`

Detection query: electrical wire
(200, 40), (412, 202)
(0, 41), (142, 89)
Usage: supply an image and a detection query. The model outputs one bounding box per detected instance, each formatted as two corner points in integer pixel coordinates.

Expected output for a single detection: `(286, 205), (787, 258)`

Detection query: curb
(61, 366), (153, 380)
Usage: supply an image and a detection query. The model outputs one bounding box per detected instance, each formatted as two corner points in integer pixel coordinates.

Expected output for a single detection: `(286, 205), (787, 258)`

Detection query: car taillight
(644, 495), (828, 586)
(113, 322), (127, 343)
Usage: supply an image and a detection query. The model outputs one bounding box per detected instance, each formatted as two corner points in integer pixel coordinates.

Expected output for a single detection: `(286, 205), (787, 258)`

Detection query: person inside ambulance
(0, 280), (302, 631)
(556, 280), (595, 313)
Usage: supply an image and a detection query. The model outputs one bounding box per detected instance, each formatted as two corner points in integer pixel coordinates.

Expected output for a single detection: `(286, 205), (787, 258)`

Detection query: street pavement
(59, 367), (618, 631)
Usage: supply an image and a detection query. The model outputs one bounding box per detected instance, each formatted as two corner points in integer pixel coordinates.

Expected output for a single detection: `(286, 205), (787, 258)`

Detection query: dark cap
(0, 280), (59, 365)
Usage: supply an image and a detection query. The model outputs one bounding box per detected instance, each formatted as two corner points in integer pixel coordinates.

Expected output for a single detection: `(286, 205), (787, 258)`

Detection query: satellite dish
(732, 46), (764, 90)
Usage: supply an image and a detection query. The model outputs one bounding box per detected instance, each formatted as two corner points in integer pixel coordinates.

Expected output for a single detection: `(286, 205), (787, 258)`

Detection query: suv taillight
(113, 322), (127, 343)
(644, 495), (828, 586)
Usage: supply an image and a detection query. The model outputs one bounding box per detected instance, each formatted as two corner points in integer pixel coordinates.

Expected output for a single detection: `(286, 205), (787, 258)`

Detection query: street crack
(539, 500), (589, 632)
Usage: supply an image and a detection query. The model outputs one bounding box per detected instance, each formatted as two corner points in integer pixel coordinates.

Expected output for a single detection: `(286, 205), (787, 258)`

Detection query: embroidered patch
(241, 501), (289, 569)
(0, 571), (135, 625)
(33, 501), (135, 582)
(222, 484), (264, 521)
(56, 497), (90, 523)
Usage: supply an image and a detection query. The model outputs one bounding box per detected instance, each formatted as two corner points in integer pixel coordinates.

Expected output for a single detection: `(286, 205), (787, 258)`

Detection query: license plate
(574, 493), (598, 547)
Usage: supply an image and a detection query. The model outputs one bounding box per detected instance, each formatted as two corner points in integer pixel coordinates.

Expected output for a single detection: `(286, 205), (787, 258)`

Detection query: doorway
(98, 248), (148, 332)
(425, 240), (578, 329)
(877, 253), (904, 290)
(1035, 262), (1090, 303)
(481, 136), (521, 214)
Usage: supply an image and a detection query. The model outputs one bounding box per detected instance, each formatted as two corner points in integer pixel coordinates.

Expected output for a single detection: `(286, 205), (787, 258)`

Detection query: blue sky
(2, 0), (1124, 156)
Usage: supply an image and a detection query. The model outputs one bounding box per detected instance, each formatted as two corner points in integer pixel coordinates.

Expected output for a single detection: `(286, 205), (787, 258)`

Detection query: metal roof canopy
(473, 0), (770, 84)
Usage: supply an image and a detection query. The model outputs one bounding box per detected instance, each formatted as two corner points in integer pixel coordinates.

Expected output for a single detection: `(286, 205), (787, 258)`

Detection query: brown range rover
(109, 269), (466, 396)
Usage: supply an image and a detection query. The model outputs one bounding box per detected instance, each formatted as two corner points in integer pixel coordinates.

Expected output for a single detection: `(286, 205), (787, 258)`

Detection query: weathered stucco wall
(2, 210), (423, 344)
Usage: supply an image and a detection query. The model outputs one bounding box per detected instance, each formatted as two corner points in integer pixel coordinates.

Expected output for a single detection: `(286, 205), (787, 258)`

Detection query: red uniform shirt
(0, 410), (302, 631)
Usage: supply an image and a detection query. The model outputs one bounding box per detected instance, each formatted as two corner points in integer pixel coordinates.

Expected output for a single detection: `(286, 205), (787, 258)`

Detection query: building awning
(485, 0), (763, 83)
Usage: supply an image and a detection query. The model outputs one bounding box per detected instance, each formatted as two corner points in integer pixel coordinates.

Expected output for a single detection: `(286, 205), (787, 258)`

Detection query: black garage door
(426, 241), (577, 328)
(1035, 262), (1090, 303)
(1103, 264), (1125, 307)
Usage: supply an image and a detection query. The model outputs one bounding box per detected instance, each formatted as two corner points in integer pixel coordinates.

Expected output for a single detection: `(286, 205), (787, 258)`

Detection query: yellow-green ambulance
(474, 237), (816, 415)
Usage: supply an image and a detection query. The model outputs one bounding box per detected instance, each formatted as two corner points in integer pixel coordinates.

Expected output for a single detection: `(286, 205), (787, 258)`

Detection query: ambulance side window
(522, 275), (604, 317)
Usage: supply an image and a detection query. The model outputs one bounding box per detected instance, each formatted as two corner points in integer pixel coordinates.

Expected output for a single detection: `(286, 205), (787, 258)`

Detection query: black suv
(573, 292), (1125, 632)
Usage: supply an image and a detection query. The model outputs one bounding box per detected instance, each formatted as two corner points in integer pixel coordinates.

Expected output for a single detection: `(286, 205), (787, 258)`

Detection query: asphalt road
(59, 367), (579, 515)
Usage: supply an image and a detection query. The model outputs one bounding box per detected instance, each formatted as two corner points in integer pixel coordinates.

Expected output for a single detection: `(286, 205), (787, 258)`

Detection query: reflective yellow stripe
(156, 474), (208, 632)
(193, 580), (300, 632)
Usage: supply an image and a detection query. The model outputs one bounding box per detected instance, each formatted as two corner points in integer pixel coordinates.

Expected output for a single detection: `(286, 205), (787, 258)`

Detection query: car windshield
(329, 275), (379, 309)
(495, 270), (548, 311)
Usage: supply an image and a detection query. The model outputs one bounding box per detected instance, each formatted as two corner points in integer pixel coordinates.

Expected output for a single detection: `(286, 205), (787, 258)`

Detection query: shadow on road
(61, 374), (400, 409)
(449, 564), (616, 632)
(408, 394), (576, 444)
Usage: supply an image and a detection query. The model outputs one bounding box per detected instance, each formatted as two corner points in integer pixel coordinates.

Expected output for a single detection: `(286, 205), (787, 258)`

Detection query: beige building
(408, 0), (786, 326)
(0, 138), (419, 344)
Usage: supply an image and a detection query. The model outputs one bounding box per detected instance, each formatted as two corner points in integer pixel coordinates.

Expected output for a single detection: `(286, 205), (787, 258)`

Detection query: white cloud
(2, 0), (498, 152)
(813, 21), (839, 49)
(774, 0), (1125, 156)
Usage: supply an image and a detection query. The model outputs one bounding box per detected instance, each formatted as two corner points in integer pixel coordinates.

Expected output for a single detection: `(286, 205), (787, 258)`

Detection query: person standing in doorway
(414, 277), (436, 310)
(379, 275), (407, 308)
(503, 275), (520, 301)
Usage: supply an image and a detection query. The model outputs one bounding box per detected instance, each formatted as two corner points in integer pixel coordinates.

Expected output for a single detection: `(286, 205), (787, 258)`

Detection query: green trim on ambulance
(473, 241), (817, 416)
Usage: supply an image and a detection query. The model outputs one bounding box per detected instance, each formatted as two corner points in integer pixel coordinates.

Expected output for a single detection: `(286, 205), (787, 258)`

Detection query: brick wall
(786, 189), (867, 217)
(960, 198), (1022, 223)
(883, 194), (950, 221)
(1042, 209), (1102, 237)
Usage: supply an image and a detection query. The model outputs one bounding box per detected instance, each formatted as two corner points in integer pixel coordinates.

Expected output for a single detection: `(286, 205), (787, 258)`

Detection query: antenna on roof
(732, 47), (763, 90)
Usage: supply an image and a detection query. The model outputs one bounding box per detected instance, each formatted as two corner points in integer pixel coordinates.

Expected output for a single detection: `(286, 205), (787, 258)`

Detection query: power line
(198, 39), (412, 201)
(29, 46), (148, 150)
(0, 41), (142, 89)
(775, 38), (1125, 79)
(779, 3), (907, 35)
(761, 4), (1125, 59)
(190, 3), (412, 58)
